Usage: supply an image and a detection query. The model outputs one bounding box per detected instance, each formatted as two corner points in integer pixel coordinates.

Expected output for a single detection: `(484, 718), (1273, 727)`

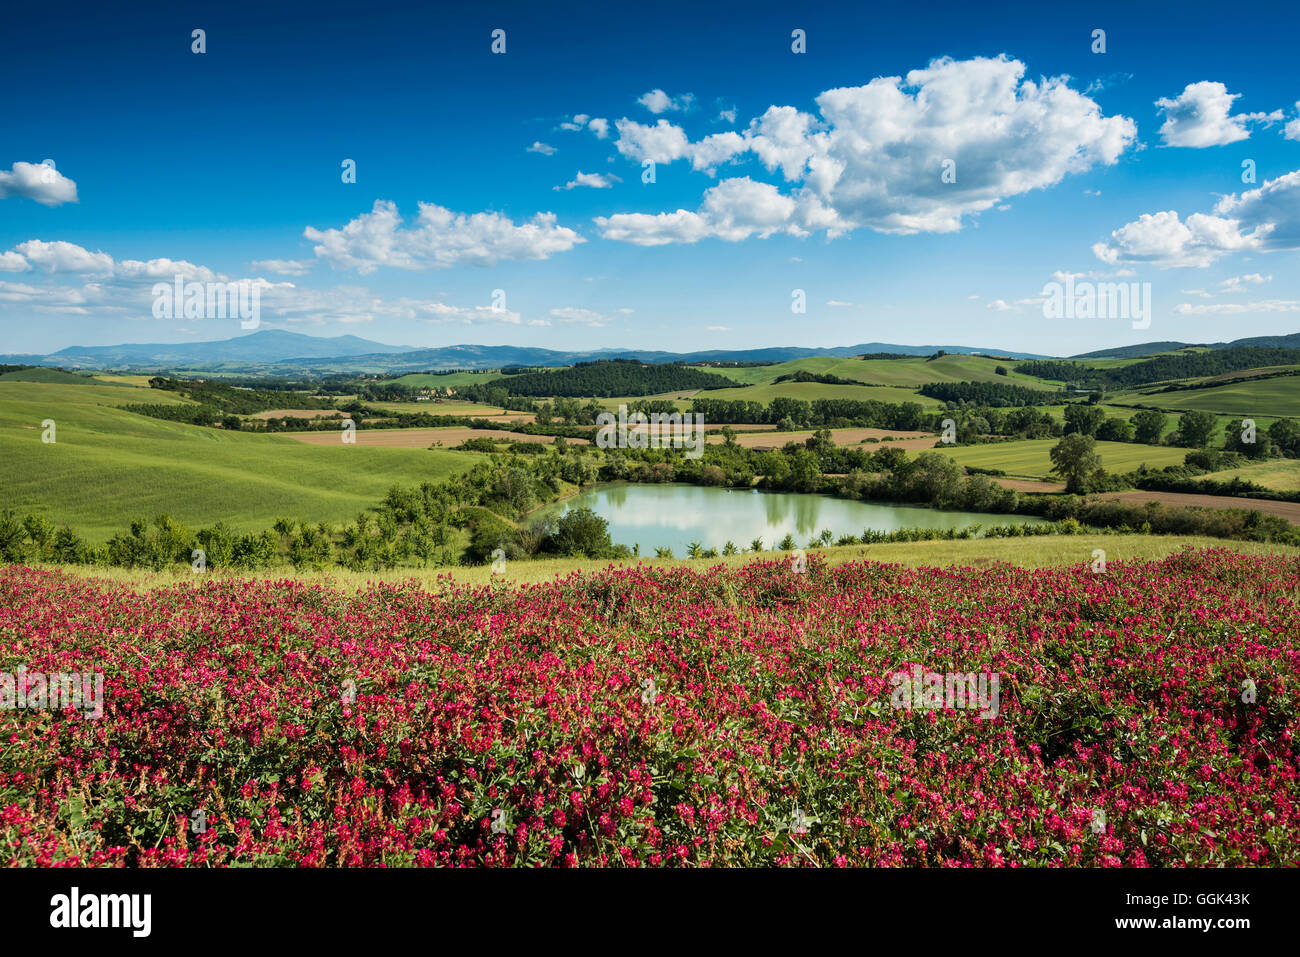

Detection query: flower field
(1, 548), (1296, 867)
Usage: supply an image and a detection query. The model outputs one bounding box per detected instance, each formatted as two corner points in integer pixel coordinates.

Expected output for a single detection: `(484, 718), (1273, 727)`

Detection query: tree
(1175, 410), (1216, 448)
(1096, 417), (1134, 442)
(1132, 409), (1167, 445)
(1223, 418), (1269, 458)
(1064, 403), (1105, 437)
(1049, 434), (1102, 494)
(542, 506), (613, 558)
(1268, 418), (1300, 457)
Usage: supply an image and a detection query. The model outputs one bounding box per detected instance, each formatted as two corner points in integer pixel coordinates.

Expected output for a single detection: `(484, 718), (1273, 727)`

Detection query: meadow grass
(43, 534), (1300, 592)
(1202, 458), (1300, 491)
(933, 438), (1189, 478)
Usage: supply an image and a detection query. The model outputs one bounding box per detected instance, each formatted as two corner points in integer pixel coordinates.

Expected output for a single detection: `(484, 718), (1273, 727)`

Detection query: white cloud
(0, 236), (531, 328)
(2, 240), (219, 283)
(1286, 102), (1300, 141)
(12, 240), (115, 275)
(595, 176), (841, 246)
(1219, 273), (1271, 293)
(613, 118), (693, 164)
(707, 325), (729, 331)
(304, 200), (584, 272)
(555, 171), (619, 191)
(717, 108), (737, 124)
(527, 141), (557, 155)
(0, 251), (29, 272)
(986, 299), (1014, 311)
(588, 118), (610, 139)
(825, 300), (854, 307)
(1155, 82), (1282, 147)
(0, 161), (79, 206)
(250, 259), (314, 276)
(1174, 299), (1300, 315)
(1094, 169), (1300, 267)
(605, 56), (1135, 244)
(637, 89), (696, 114)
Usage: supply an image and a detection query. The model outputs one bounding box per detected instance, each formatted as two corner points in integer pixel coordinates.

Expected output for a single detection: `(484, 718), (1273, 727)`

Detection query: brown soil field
(993, 478), (1067, 493)
(251, 409), (345, 420)
(288, 428), (588, 448)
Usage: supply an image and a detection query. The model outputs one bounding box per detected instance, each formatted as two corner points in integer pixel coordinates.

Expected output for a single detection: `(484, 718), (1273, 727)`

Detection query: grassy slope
(1201, 458), (1300, 491)
(1119, 376), (1300, 417)
(0, 381), (483, 540)
(692, 354), (1056, 389)
(50, 534), (1300, 591)
(390, 371), (507, 389)
(702, 381), (946, 405)
(932, 438), (1188, 478)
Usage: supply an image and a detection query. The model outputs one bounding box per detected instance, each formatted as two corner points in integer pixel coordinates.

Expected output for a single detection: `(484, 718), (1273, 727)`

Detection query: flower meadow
(1, 548), (1296, 867)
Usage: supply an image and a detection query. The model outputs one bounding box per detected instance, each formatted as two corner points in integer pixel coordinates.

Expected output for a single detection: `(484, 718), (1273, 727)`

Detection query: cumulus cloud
(595, 176), (841, 246)
(1155, 82), (1282, 147)
(303, 200), (584, 272)
(0, 161), (79, 206)
(603, 56), (1136, 245)
(1094, 169), (1300, 267)
(527, 141), (557, 155)
(637, 89), (696, 114)
(555, 171), (619, 191)
(2, 240), (223, 283)
(1287, 102), (1300, 141)
(587, 118), (610, 139)
(0, 251), (30, 272)
(11, 240), (115, 275)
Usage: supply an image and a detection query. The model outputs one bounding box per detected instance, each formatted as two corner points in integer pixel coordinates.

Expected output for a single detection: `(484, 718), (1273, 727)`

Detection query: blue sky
(2, 0), (1298, 357)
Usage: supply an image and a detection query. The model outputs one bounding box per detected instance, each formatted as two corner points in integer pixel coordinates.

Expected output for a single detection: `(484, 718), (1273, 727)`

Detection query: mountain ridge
(5, 328), (1300, 372)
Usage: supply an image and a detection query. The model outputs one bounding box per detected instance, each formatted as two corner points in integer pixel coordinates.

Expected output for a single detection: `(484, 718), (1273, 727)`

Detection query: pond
(532, 483), (1046, 554)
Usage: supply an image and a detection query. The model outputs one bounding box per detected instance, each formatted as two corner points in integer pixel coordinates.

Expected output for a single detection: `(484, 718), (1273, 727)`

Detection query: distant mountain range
(0, 330), (1050, 372)
(4, 328), (1299, 373)
(1070, 332), (1300, 359)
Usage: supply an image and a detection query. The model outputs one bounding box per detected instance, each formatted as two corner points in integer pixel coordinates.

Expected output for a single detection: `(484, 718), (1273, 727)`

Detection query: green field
(691, 353), (1056, 390)
(0, 367), (111, 386)
(702, 381), (946, 406)
(933, 438), (1189, 479)
(1201, 458), (1300, 491)
(390, 371), (507, 389)
(1118, 376), (1300, 417)
(0, 381), (484, 540)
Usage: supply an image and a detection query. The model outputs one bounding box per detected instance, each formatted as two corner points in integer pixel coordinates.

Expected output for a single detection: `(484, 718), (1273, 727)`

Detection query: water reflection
(531, 484), (1045, 553)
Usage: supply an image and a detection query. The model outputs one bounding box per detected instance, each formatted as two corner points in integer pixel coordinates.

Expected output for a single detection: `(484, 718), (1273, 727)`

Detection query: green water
(533, 484), (1046, 553)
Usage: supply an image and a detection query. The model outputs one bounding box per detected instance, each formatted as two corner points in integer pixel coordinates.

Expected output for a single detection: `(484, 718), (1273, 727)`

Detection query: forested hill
(1020, 347), (1300, 388)
(462, 359), (740, 398)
